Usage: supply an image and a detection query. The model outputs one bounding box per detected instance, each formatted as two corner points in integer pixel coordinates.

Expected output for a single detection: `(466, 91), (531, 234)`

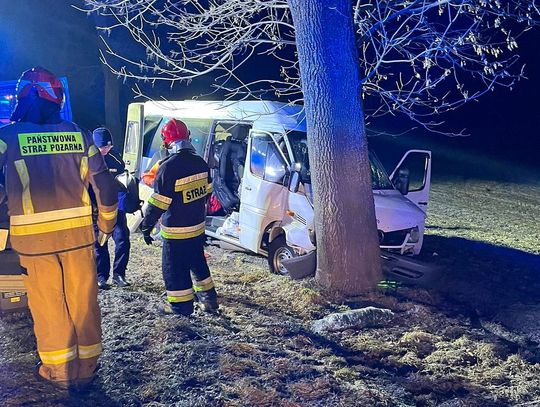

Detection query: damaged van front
(275, 130), (431, 278)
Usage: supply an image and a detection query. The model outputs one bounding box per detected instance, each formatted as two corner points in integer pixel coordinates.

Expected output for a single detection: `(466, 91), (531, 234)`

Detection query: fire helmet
(161, 118), (190, 145)
(16, 67), (64, 106)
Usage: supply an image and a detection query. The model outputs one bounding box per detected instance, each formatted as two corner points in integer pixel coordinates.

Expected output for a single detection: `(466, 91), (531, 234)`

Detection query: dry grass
(1, 155), (540, 406)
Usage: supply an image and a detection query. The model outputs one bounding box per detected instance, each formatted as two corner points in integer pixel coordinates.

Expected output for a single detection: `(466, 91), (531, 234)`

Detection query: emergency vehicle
(0, 77), (73, 312)
(124, 100), (433, 280)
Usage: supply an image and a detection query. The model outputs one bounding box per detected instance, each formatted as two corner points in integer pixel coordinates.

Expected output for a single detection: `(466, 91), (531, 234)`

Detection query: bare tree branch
(80, 0), (540, 134)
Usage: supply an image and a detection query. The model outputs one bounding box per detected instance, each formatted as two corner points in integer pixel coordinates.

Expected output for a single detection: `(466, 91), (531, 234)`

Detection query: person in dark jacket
(141, 119), (218, 316)
(0, 67), (117, 389)
(92, 127), (131, 289)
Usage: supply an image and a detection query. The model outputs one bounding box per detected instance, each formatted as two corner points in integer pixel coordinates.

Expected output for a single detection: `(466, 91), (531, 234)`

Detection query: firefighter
(141, 118), (218, 316)
(0, 67), (118, 389)
(92, 127), (131, 289)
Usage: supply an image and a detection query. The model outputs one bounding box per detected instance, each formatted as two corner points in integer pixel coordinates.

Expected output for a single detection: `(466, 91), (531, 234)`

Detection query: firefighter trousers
(19, 246), (102, 384)
(162, 235), (215, 313)
(94, 210), (130, 280)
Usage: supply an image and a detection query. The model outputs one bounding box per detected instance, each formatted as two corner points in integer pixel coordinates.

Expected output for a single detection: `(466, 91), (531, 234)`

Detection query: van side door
(206, 121), (251, 166)
(239, 130), (290, 253)
(390, 150), (432, 213)
(123, 103), (145, 177)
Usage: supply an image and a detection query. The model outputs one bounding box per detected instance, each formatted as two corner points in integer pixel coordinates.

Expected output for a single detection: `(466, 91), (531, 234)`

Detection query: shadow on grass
(0, 312), (126, 407)
(419, 234), (540, 316)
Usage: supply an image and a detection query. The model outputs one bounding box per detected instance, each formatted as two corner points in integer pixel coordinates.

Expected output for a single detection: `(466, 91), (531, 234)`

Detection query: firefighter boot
(160, 300), (194, 317)
(97, 278), (110, 290)
(195, 288), (219, 312)
(34, 363), (75, 390)
(112, 274), (130, 288)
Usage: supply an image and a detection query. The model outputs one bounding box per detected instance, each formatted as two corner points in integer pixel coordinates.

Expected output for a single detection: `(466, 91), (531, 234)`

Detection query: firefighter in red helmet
(162, 117), (190, 145)
(141, 118), (218, 316)
(0, 67), (118, 389)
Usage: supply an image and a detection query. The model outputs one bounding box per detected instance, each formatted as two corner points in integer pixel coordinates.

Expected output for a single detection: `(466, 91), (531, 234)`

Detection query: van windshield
(142, 117), (214, 161)
(285, 131), (394, 190)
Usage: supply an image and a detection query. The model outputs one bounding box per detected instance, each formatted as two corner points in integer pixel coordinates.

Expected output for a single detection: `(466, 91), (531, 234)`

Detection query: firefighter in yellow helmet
(0, 67), (118, 389)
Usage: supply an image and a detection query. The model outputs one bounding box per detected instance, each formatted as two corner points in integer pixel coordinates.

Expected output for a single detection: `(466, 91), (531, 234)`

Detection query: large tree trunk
(287, 0), (381, 294)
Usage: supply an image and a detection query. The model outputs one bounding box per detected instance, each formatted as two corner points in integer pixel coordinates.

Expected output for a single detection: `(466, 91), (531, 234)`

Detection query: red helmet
(161, 118), (190, 145)
(16, 67), (64, 106)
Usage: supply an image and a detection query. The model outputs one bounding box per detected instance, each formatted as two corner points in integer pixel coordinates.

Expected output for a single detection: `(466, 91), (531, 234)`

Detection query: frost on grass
(1, 159), (540, 406)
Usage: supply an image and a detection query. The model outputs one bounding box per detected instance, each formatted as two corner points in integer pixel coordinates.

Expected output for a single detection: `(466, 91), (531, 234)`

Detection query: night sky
(0, 0), (538, 167)
(0, 0), (105, 130)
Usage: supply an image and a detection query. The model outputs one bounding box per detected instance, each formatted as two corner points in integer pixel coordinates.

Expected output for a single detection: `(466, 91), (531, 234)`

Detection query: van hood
(373, 190), (426, 232)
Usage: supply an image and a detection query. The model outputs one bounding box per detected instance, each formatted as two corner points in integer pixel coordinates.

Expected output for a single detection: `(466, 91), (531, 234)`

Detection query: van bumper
(282, 250), (317, 280)
(380, 250), (438, 287)
(282, 249), (438, 287)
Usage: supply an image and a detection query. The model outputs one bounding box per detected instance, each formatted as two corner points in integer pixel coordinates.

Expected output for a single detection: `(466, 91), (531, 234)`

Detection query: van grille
(294, 214), (307, 225)
(379, 229), (409, 246)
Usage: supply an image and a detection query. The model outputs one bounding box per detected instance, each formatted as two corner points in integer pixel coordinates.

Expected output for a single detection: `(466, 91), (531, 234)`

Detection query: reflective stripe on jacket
(141, 146), (211, 240)
(0, 121), (118, 255)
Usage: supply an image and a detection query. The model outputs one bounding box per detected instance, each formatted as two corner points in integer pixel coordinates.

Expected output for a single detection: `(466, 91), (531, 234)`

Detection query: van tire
(268, 236), (297, 276)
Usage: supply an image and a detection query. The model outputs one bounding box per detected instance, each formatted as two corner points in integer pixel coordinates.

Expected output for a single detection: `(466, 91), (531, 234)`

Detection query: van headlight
(409, 226), (420, 243)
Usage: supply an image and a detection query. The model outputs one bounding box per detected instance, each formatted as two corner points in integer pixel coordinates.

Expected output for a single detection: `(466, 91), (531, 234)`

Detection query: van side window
(124, 121), (139, 155)
(391, 151), (430, 192)
(250, 136), (266, 178)
(142, 116), (162, 158)
(183, 118), (213, 157)
(250, 133), (287, 184)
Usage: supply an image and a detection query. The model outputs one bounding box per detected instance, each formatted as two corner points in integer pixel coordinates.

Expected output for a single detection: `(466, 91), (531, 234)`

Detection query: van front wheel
(268, 236), (297, 276)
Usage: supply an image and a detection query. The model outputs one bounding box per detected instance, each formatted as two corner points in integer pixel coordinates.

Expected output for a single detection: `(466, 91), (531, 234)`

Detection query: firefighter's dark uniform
(141, 144), (216, 315)
(93, 147), (130, 285)
(0, 121), (117, 385)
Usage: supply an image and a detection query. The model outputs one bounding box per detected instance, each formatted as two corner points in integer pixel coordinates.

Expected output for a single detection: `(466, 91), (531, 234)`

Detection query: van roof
(142, 100), (306, 133)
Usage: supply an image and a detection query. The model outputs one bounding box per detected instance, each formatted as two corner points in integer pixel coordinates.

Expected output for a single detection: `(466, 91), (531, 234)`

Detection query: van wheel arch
(260, 223), (285, 252)
(268, 236), (297, 275)
(268, 226), (285, 244)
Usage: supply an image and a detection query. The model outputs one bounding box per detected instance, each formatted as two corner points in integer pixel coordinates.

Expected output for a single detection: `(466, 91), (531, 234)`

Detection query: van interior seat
(212, 136), (246, 213)
(220, 137), (246, 188)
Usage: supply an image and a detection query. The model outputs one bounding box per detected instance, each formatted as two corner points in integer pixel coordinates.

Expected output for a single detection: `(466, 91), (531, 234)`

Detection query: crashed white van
(124, 100), (431, 276)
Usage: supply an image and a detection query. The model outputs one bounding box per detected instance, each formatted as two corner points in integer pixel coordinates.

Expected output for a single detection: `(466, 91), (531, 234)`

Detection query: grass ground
(1, 145), (539, 406)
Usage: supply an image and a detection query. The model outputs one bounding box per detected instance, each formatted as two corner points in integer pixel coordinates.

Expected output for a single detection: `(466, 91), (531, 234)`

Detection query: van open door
(390, 150), (431, 213)
(123, 103), (145, 178)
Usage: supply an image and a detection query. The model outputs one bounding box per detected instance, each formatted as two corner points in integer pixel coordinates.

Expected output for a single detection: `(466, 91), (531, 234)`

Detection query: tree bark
(287, 0), (381, 294)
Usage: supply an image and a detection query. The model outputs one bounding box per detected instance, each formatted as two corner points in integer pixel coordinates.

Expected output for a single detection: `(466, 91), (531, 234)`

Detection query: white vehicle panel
(390, 150), (432, 214)
(373, 190), (426, 232)
(239, 131), (289, 252)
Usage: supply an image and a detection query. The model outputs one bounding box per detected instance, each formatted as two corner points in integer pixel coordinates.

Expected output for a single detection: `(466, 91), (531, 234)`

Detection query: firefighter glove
(142, 228), (154, 245)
